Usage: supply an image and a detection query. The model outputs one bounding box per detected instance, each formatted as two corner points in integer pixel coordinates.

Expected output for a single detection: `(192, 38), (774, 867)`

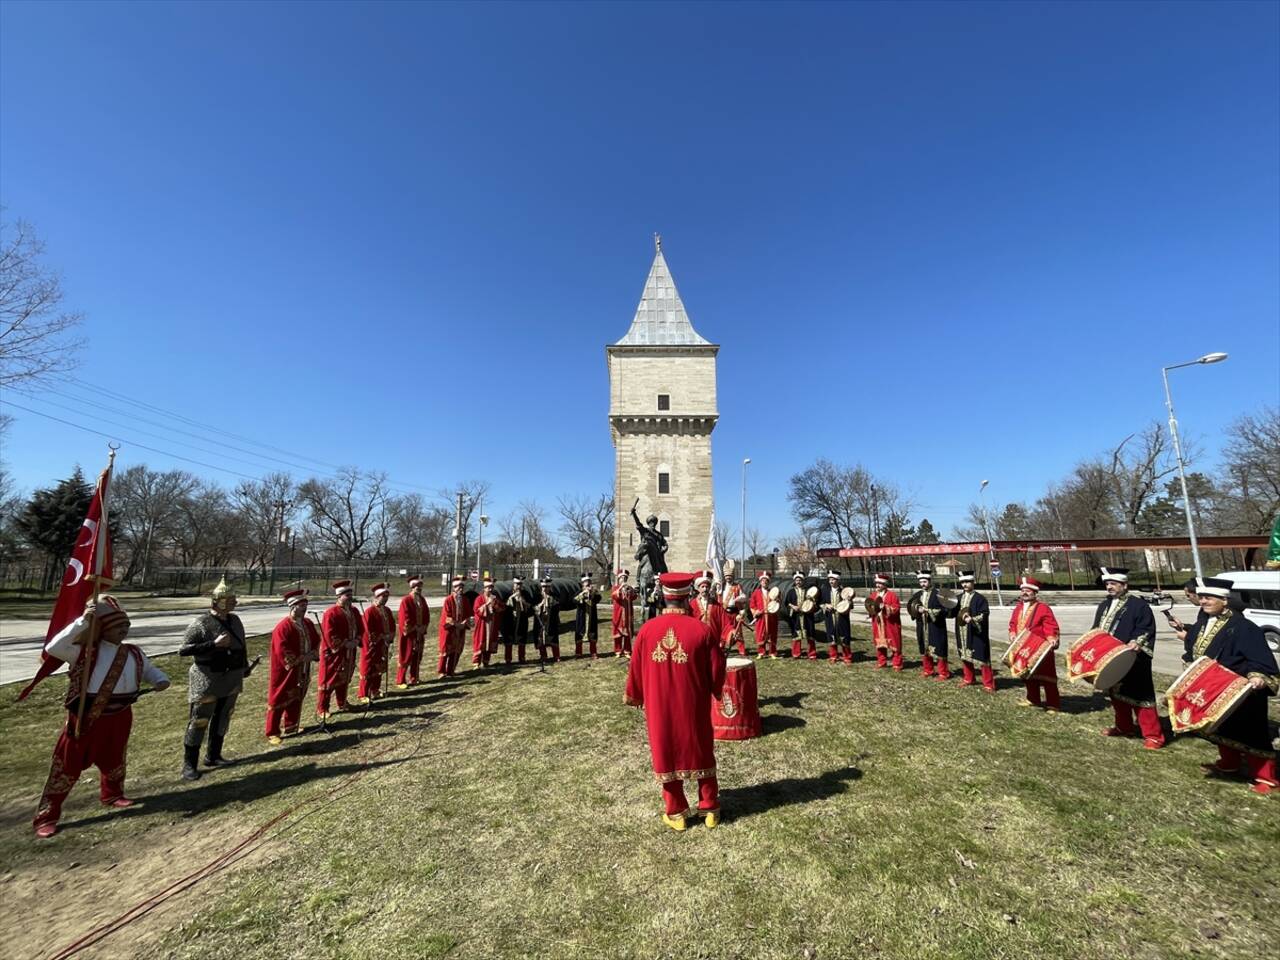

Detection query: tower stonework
(608, 238), (718, 576)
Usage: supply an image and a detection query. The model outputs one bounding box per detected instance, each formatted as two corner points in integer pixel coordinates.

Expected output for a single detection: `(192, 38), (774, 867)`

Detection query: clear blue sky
(2, 0), (1277, 544)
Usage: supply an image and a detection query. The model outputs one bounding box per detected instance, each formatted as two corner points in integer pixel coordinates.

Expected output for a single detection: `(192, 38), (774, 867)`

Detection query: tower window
(658, 472), (670, 494)
(657, 394), (670, 411)
(660, 520), (670, 537)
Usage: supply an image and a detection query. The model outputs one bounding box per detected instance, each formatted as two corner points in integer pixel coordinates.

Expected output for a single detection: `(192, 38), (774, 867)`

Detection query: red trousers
(875, 638), (903, 670)
(396, 634), (424, 685)
(1024, 657), (1060, 709)
(35, 708), (132, 830)
(921, 654), (952, 679)
(359, 642), (388, 699)
(265, 697), (303, 737)
(961, 662), (996, 691)
(613, 634), (632, 656)
(1109, 699), (1164, 745)
(791, 636), (817, 660)
(662, 777), (719, 815)
(1216, 745), (1278, 785)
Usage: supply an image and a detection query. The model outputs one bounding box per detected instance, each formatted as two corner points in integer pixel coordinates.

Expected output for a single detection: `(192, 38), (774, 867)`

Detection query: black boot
(182, 744), (201, 781)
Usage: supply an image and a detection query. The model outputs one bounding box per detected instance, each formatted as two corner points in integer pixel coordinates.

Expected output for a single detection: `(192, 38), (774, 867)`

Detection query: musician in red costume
(869, 573), (903, 670)
(396, 575), (430, 688)
(624, 572), (727, 832)
(318, 580), (364, 718)
(360, 583), (395, 702)
(690, 572), (731, 646)
(472, 579), (504, 669)
(33, 598), (170, 838)
(437, 577), (470, 677)
(749, 571), (779, 658)
(1009, 576), (1061, 712)
(611, 568), (636, 658)
(266, 588), (319, 743)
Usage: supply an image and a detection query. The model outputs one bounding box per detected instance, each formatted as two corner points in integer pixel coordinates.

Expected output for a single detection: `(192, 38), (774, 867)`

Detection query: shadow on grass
(760, 713), (807, 737)
(759, 691), (810, 710)
(1056, 693), (1110, 716)
(720, 764), (863, 820)
(62, 738), (411, 827)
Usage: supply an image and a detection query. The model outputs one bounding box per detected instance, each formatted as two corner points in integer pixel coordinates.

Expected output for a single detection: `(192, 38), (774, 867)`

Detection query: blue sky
(2, 0), (1277, 544)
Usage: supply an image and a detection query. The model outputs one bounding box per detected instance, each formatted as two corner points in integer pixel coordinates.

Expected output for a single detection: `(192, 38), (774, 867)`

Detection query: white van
(1219, 570), (1280, 653)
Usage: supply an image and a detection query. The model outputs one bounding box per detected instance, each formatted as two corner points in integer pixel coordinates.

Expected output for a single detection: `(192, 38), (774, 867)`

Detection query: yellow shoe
(266, 735), (283, 746)
(395, 683), (408, 690)
(294, 726), (307, 735)
(1045, 707), (1060, 714)
(1016, 699), (1035, 707)
(661, 812), (687, 832)
(316, 711), (330, 721)
(704, 810), (721, 829)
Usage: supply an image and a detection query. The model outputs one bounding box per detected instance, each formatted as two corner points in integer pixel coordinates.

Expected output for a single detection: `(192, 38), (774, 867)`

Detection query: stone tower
(608, 236), (718, 576)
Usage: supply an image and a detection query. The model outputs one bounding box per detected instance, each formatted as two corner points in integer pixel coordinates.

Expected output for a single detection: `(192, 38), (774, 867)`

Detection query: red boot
(981, 664), (996, 692)
(960, 662), (976, 686)
(921, 654), (935, 678)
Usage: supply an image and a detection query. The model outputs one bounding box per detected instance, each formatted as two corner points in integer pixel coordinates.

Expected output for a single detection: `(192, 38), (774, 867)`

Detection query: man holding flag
(23, 451), (171, 837)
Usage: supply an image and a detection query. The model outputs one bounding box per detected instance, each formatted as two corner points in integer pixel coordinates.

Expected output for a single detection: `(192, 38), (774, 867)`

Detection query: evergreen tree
(15, 467), (93, 590)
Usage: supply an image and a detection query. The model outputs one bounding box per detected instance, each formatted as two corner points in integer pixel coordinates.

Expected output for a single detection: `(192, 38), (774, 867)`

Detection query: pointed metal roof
(613, 235), (711, 347)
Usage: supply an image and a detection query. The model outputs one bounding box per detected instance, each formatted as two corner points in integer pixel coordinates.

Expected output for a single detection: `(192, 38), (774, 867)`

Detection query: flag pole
(73, 446), (116, 739)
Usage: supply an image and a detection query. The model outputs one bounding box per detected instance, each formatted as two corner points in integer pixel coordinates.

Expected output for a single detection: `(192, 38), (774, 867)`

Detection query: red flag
(17, 459), (115, 701)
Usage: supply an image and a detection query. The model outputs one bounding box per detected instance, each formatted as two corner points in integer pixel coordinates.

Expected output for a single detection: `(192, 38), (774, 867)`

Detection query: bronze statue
(631, 498), (668, 576)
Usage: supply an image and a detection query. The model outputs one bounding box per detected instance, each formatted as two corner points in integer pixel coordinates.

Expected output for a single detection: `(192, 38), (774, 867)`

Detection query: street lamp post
(741, 457), (751, 577)
(979, 479), (1004, 607)
(1162, 352), (1228, 579)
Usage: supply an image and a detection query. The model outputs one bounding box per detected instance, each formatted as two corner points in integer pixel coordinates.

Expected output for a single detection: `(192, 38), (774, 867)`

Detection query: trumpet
(537, 597), (550, 618)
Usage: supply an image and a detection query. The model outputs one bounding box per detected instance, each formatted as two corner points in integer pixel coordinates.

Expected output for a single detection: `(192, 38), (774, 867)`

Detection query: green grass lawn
(2, 626), (1277, 960)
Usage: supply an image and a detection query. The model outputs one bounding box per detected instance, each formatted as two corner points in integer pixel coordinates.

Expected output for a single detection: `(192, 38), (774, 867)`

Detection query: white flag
(706, 510), (725, 584)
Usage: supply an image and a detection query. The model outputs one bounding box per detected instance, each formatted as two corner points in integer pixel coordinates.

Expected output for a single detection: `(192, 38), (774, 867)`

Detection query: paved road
(2, 598), (1207, 686)
(0, 605), (293, 686)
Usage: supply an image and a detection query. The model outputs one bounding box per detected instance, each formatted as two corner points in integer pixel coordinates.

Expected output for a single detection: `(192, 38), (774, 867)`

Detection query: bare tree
(1218, 406), (1280, 534)
(113, 465), (200, 584)
(232, 473), (299, 571)
(556, 493), (615, 578)
(172, 483), (248, 568)
(298, 468), (388, 562)
(787, 458), (911, 549)
(0, 215), (85, 386)
(385, 493), (453, 563)
(1107, 422), (1186, 535)
(498, 499), (558, 561)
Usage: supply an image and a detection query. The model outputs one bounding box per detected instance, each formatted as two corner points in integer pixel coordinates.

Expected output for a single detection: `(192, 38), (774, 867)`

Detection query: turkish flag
(16, 461), (114, 701)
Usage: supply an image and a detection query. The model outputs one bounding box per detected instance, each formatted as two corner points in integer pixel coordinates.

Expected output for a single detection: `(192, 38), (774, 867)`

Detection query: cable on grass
(45, 696), (455, 960)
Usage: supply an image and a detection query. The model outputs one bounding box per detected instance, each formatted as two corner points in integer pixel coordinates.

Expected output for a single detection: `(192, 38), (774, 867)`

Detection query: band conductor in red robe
(624, 572), (727, 832)
(266, 588), (319, 743)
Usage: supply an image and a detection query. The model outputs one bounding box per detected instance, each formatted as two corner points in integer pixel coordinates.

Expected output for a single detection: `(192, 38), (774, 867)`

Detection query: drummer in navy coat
(1093, 567), (1163, 749)
(1176, 577), (1278, 794)
(954, 570), (995, 692)
(910, 572), (951, 680)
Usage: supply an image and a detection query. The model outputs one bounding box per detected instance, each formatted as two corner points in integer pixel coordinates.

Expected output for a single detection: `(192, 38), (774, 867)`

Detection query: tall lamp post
(1162, 352), (1228, 579)
(741, 457), (751, 577)
(979, 479), (1004, 607)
